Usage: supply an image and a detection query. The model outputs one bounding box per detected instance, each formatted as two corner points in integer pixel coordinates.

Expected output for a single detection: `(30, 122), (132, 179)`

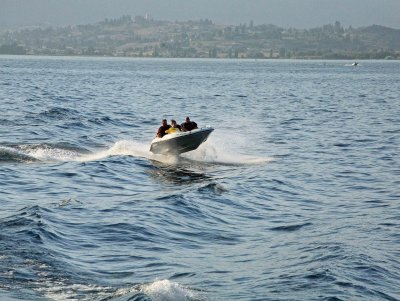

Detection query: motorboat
(150, 127), (214, 155)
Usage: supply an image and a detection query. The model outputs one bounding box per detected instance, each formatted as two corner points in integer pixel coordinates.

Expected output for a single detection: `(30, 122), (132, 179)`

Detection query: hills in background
(1, 16), (399, 59)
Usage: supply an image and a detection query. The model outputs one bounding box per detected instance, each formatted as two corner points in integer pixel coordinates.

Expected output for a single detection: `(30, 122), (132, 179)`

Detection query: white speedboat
(150, 127), (214, 155)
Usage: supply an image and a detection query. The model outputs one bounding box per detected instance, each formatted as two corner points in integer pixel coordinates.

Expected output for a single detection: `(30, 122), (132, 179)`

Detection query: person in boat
(181, 117), (198, 132)
(156, 119), (171, 138)
(165, 119), (182, 134)
(171, 119), (182, 131)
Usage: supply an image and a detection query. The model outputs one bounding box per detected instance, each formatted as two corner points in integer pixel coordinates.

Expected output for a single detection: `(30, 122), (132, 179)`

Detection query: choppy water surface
(1, 56), (399, 301)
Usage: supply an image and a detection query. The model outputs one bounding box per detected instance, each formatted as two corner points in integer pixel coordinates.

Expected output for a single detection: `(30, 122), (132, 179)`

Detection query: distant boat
(352, 62), (359, 66)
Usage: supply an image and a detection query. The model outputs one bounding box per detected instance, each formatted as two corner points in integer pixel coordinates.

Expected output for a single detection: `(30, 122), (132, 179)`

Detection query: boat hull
(150, 127), (213, 155)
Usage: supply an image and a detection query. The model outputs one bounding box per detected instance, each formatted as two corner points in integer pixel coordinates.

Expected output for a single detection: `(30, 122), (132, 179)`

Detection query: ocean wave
(0, 205), (63, 294)
(141, 280), (205, 301)
(0, 146), (39, 163)
(1, 206), (111, 300)
(34, 280), (205, 301)
(104, 280), (206, 301)
(0, 143), (88, 163)
(1, 204), (209, 300)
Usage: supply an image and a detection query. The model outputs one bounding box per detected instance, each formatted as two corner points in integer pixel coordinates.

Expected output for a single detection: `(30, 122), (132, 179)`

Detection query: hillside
(1, 16), (399, 59)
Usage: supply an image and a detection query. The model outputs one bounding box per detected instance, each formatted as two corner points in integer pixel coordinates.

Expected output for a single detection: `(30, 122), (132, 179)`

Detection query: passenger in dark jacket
(157, 119), (171, 138)
(170, 119), (181, 131)
(181, 117), (198, 132)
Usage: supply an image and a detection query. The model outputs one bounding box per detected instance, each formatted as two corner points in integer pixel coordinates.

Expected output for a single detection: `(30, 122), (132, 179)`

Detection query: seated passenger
(181, 116), (198, 132)
(156, 119), (171, 138)
(171, 119), (182, 131)
(165, 119), (182, 134)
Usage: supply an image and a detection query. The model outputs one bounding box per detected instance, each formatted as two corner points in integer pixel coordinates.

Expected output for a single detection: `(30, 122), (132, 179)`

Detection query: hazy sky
(1, 0), (400, 29)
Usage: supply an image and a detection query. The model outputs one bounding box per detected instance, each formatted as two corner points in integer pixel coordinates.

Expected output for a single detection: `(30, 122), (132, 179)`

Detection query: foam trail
(0, 141), (179, 164)
(72, 140), (179, 165)
(78, 139), (272, 166)
(182, 130), (274, 165)
(0, 146), (38, 162)
(1, 137), (272, 166)
(182, 140), (273, 166)
(24, 146), (80, 162)
(141, 280), (203, 301)
(0, 144), (83, 163)
(75, 140), (151, 162)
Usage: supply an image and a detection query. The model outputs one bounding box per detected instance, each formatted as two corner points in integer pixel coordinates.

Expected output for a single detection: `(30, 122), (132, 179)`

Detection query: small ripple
(169, 272), (196, 280)
(197, 182), (227, 195)
(333, 143), (351, 147)
(88, 116), (112, 125)
(149, 165), (211, 185)
(0, 119), (16, 126)
(269, 222), (312, 232)
(38, 107), (79, 120)
(304, 270), (336, 282)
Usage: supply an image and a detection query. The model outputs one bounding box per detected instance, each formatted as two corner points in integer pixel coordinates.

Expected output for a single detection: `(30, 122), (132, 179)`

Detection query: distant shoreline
(1, 16), (399, 60)
(1, 54), (399, 61)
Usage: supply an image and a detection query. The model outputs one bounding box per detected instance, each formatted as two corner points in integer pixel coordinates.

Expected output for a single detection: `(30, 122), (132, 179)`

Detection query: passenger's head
(162, 119), (167, 126)
(185, 117), (190, 122)
(171, 119), (177, 126)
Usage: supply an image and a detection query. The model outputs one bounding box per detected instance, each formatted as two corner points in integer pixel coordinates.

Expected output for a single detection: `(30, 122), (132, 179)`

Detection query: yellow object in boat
(165, 127), (178, 134)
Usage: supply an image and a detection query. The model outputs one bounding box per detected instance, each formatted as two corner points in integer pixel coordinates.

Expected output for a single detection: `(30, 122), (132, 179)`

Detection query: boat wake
(40, 279), (204, 301)
(182, 141), (273, 166)
(111, 279), (205, 301)
(0, 139), (272, 166)
(0, 144), (84, 163)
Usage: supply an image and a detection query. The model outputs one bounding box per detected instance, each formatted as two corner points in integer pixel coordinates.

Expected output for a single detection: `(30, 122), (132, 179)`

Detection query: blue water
(1, 56), (399, 301)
